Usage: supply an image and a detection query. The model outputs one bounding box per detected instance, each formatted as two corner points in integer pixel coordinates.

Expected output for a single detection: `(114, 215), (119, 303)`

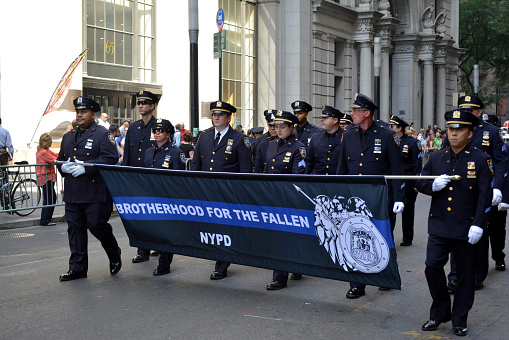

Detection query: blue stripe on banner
(113, 196), (316, 236)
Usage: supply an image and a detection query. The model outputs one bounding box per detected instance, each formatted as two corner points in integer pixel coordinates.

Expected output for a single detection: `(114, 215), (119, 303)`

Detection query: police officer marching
(339, 114), (353, 130)
(389, 115), (423, 246)
(291, 100), (322, 147)
(124, 90), (161, 263)
(254, 110), (277, 173)
(306, 105), (344, 175)
(336, 93), (406, 299)
(57, 97), (121, 281)
(191, 100), (253, 280)
(264, 110), (307, 290)
(416, 109), (493, 337)
(143, 119), (186, 276)
(444, 95), (508, 292)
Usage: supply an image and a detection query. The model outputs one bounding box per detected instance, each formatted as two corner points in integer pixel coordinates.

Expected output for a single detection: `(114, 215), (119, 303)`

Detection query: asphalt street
(1, 194), (508, 340)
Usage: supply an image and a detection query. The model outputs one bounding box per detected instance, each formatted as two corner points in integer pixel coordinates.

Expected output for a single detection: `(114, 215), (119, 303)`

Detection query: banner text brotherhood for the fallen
(98, 165), (401, 289)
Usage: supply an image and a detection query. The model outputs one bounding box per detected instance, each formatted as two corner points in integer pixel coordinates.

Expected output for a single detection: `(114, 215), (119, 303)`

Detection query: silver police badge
(294, 184), (390, 273)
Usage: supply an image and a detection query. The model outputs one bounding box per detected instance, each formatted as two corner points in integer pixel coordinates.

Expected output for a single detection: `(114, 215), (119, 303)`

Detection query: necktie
(214, 132), (221, 146)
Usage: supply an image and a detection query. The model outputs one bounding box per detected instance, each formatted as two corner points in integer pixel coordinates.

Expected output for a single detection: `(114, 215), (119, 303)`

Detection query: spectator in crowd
(234, 124), (244, 134)
(36, 133), (58, 226)
(179, 130), (195, 159)
(427, 135), (436, 152)
(433, 130), (443, 150)
(180, 122), (186, 141)
(0, 118), (14, 166)
(109, 124), (123, 164)
(97, 112), (110, 129)
(119, 119), (130, 139)
(173, 123), (182, 147)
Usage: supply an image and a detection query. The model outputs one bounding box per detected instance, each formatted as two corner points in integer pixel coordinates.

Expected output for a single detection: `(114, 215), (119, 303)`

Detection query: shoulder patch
(244, 137), (251, 149)
(417, 140), (422, 151)
(488, 159), (494, 175)
(299, 147), (307, 159)
(180, 152), (186, 164)
(393, 134), (400, 146)
(108, 133), (116, 145)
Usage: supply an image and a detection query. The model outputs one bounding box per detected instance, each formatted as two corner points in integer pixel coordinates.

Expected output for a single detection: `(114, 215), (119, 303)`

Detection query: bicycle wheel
(11, 179), (41, 216)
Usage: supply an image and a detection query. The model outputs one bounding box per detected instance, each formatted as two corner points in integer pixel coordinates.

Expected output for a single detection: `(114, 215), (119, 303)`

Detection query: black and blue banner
(98, 165), (401, 289)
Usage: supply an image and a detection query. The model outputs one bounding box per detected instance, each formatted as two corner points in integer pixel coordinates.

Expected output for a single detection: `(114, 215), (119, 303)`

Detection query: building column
(380, 46), (390, 121)
(435, 64), (446, 128)
(359, 41), (373, 98)
(423, 60), (434, 126)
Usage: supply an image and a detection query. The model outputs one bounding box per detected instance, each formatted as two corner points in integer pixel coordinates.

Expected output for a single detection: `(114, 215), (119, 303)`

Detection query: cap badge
(465, 96), (471, 102)
(139, 90), (143, 95)
(157, 118), (162, 123)
(217, 101), (222, 107)
(77, 97), (83, 104)
(482, 114), (488, 120)
(453, 111), (461, 118)
(277, 110), (283, 116)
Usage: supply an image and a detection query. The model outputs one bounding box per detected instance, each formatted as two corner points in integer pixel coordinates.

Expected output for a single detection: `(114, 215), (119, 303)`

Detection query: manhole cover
(0, 233), (35, 238)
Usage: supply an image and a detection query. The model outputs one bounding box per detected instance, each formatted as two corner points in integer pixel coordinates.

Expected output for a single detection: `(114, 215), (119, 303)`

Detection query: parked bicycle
(0, 161), (41, 216)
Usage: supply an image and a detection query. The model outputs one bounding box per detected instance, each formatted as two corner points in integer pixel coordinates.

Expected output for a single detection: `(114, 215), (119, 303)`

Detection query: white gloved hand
(492, 188), (503, 206)
(498, 202), (509, 211)
(432, 174), (451, 192)
(60, 158), (76, 174)
(71, 159), (86, 177)
(468, 225), (483, 245)
(393, 202), (405, 213)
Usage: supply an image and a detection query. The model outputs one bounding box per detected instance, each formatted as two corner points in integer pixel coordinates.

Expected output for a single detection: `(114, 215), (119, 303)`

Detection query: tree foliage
(459, 0), (509, 103)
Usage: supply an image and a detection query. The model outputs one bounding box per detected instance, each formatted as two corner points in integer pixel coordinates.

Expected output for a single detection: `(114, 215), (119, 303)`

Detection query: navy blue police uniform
(191, 101), (253, 279)
(389, 115), (422, 246)
(291, 100), (322, 147)
(254, 110), (277, 173)
(57, 97), (121, 281)
(249, 126), (264, 161)
(143, 119), (186, 275)
(416, 109), (492, 334)
(306, 105), (344, 175)
(336, 93), (405, 298)
(264, 110), (307, 290)
(444, 96), (508, 289)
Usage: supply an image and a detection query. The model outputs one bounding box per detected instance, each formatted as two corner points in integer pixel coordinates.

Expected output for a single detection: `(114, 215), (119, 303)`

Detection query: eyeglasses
(152, 129), (166, 133)
(137, 101), (150, 106)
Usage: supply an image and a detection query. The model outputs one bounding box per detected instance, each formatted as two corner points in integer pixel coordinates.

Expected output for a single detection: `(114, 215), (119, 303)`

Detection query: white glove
(498, 202), (509, 211)
(393, 202), (405, 213)
(71, 159), (86, 177)
(60, 158), (76, 174)
(468, 225), (483, 245)
(432, 174), (451, 192)
(492, 189), (503, 206)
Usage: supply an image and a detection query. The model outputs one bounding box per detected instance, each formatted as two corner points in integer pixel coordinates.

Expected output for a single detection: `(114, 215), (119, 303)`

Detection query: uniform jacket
(399, 134), (422, 188)
(296, 121), (322, 148)
(254, 135), (275, 173)
(264, 137), (306, 174)
(123, 115), (156, 167)
(444, 121), (507, 189)
(251, 132), (269, 160)
(57, 122), (118, 203)
(143, 141), (186, 170)
(306, 128), (343, 175)
(415, 145), (493, 240)
(191, 126), (253, 173)
(336, 122), (406, 202)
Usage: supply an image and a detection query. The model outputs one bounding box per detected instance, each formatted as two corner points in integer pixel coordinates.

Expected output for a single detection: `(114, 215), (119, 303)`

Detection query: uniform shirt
(191, 126), (253, 173)
(254, 134), (276, 173)
(123, 115), (156, 167)
(143, 141), (185, 170)
(264, 137), (306, 174)
(416, 145), (493, 240)
(336, 122), (405, 202)
(399, 134), (422, 176)
(56, 122), (118, 203)
(296, 121), (322, 148)
(306, 128), (343, 175)
(0, 125), (13, 154)
(443, 120), (507, 190)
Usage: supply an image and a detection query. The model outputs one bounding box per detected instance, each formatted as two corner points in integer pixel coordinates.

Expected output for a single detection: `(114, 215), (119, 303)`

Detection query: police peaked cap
(251, 126), (264, 134)
(445, 109), (479, 128)
(350, 93), (378, 112)
(152, 118), (175, 135)
(458, 95), (484, 110)
(316, 105), (344, 119)
(264, 109), (277, 126)
(482, 113), (498, 126)
(340, 114), (353, 125)
(136, 90), (159, 104)
(274, 110), (299, 125)
(389, 115), (409, 129)
(73, 96), (100, 113)
(291, 100), (312, 112)
(210, 101), (236, 115)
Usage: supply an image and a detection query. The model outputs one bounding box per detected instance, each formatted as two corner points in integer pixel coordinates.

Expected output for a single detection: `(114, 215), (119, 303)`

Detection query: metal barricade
(0, 162), (64, 216)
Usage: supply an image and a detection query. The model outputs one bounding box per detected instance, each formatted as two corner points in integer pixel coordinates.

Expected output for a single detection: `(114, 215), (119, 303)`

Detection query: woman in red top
(36, 133), (58, 226)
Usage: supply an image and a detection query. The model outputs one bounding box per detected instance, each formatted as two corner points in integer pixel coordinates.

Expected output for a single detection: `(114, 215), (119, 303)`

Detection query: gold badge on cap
(453, 110), (461, 118)
(139, 90), (143, 95)
(465, 96), (471, 102)
(157, 118), (162, 123)
(277, 110), (283, 116)
(217, 101), (222, 107)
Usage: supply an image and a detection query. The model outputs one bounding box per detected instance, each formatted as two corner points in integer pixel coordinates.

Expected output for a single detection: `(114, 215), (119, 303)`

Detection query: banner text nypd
(114, 197), (314, 235)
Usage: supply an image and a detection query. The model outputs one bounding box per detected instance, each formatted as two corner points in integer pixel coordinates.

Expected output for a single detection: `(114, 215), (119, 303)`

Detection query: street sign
(213, 32), (227, 58)
(216, 9), (224, 31)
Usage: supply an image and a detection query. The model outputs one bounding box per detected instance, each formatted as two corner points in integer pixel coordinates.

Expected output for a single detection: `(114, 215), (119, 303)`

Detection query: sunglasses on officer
(152, 128), (167, 133)
(137, 101), (151, 106)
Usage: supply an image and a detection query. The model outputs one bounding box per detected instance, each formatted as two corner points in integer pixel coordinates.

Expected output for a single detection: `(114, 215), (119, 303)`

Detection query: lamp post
(473, 64), (479, 97)
(374, 37), (381, 120)
(189, 0), (199, 140)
